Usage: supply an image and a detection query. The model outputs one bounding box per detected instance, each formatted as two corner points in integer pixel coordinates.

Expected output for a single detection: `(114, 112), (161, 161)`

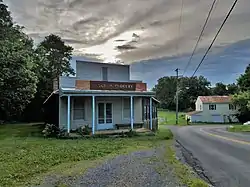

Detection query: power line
(183, 0), (218, 76)
(176, 0), (184, 54)
(191, 0), (239, 77)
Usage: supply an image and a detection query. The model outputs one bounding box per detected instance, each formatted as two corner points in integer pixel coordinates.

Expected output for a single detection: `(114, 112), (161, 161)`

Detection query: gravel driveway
(39, 146), (183, 187)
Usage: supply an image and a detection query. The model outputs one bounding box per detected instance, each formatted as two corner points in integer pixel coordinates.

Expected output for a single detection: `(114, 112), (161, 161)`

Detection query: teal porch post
(92, 95), (96, 135)
(150, 97), (153, 130)
(67, 96), (71, 133)
(130, 96), (134, 129)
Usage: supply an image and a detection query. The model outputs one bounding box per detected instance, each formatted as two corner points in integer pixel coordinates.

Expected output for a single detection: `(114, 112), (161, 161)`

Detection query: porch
(59, 89), (159, 134)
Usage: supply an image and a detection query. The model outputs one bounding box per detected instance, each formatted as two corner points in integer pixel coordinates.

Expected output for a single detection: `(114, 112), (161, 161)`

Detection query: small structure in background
(44, 59), (159, 135)
(186, 96), (239, 123)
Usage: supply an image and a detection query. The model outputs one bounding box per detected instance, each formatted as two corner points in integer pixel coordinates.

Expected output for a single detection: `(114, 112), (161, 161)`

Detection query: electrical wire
(176, 0), (184, 55)
(191, 0), (239, 77)
(183, 0), (218, 76)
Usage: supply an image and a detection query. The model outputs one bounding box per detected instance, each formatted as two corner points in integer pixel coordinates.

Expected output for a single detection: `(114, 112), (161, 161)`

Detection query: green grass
(227, 125), (250, 132)
(0, 123), (173, 187)
(165, 143), (209, 187)
(158, 109), (186, 125)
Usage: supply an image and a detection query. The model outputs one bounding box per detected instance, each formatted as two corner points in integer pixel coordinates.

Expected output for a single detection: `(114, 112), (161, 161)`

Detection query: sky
(4, 0), (250, 87)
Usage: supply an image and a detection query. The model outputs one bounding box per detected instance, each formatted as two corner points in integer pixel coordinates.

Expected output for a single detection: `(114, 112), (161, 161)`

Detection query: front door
(97, 103), (113, 130)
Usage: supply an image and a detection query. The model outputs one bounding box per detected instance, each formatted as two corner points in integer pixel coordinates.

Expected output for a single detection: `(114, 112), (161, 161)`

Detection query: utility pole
(175, 68), (179, 125)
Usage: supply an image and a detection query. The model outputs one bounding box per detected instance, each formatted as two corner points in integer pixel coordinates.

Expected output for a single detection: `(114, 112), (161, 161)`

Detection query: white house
(44, 60), (159, 134)
(186, 96), (238, 123)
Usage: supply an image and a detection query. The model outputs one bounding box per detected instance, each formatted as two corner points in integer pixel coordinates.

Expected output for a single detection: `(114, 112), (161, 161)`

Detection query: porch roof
(59, 87), (155, 97)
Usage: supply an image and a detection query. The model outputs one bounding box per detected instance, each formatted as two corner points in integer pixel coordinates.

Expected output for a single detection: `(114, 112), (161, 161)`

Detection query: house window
(152, 104), (158, 119)
(200, 105), (202, 110)
(229, 104), (236, 110)
(142, 98), (150, 120)
(73, 97), (85, 120)
(123, 97), (132, 119)
(209, 104), (216, 110)
(102, 67), (108, 81)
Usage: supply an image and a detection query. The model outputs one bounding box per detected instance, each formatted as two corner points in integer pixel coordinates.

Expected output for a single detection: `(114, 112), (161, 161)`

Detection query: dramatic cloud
(5, 0), (250, 63)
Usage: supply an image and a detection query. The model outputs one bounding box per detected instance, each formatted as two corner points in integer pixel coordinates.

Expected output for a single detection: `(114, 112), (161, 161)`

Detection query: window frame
(72, 97), (85, 120)
(102, 67), (108, 81)
(229, 104), (236, 110)
(122, 97), (134, 120)
(209, 104), (216, 111)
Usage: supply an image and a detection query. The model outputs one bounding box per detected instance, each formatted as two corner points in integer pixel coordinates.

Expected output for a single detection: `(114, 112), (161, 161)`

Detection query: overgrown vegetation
(0, 123), (173, 187)
(0, 1), (75, 123)
(227, 125), (250, 132)
(158, 109), (186, 125)
(165, 143), (209, 187)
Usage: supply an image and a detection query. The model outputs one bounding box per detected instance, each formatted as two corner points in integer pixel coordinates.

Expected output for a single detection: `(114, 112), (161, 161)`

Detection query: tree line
(0, 1), (74, 123)
(153, 64), (250, 123)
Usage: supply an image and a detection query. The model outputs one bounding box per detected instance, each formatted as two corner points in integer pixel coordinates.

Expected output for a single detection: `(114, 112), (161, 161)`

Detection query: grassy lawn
(158, 109), (186, 125)
(0, 123), (173, 187)
(227, 125), (250, 132)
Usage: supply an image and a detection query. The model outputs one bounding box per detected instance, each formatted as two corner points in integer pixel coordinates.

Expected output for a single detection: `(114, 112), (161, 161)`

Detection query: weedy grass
(227, 124), (250, 132)
(158, 109), (186, 125)
(0, 123), (173, 187)
(165, 143), (209, 187)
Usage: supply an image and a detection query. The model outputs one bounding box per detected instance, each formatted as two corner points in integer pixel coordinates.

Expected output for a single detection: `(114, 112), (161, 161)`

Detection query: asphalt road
(170, 125), (250, 187)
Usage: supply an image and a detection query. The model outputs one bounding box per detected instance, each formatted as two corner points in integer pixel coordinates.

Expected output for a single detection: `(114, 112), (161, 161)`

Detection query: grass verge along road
(0, 123), (207, 187)
(227, 125), (250, 132)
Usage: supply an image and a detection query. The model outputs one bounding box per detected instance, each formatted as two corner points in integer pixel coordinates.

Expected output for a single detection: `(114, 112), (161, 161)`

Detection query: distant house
(186, 96), (238, 123)
(44, 60), (159, 134)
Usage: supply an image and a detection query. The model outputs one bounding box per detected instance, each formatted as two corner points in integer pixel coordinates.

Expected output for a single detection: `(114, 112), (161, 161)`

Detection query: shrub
(77, 125), (92, 136)
(42, 124), (67, 138)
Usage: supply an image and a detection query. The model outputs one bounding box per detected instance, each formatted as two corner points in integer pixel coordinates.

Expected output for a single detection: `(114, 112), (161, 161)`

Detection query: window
(102, 67), (108, 81)
(142, 98), (150, 120)
(73, 98), (85, 120)
(209, 104), (216, 110)
(142, 99), (158, 119)
(200, 105), (202, 110)
(152, 104), (158, 119)
(123, 97), (131, 119)
(229, 104), (236, 110)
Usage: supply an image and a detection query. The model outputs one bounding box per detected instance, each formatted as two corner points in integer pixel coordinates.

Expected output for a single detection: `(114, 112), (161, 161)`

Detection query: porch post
(150, 97), (153, 130)
(130, 96), (134, 129)
(92, 95), (96, 135)
(67, 95), (71, 133)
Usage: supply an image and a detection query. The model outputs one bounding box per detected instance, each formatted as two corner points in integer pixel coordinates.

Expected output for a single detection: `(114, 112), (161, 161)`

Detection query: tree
(237, 64), (250, 91)
(153, 75), (211, 111)
(0, 1), (38, 121)
(226, 83), (239, 95)
(153, 76), (177, 110)
(178, 76), (211, 110)
(211, 82), (228, 95)
(232, 64), (250, 123)
(21, 34), (75, 122)
(232, 92), (250, 123)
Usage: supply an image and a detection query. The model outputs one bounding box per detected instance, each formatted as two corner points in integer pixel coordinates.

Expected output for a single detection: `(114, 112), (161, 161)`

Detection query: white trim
(92, 96), (95, 134)
(67, 96), (71, 133)
(150, 97), (153, 130)
(122, 96), (132, 120)
(130, 96), (134, 129)
(96, 102), (114, 130)
(72, 97), (86, 121)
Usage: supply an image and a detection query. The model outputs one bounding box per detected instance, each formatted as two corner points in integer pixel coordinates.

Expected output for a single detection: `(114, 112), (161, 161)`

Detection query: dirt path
(39, 146), (184, 187)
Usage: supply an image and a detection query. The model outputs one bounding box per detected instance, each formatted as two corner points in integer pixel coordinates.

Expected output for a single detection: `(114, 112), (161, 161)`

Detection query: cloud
(4, 0), (250, 63)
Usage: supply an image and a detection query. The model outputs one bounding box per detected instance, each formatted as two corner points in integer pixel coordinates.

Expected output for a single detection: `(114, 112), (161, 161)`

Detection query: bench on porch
(115, 123), (144, 129)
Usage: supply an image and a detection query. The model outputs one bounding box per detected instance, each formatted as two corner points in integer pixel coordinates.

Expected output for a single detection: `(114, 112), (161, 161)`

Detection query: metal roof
(60, 87), (155, 96)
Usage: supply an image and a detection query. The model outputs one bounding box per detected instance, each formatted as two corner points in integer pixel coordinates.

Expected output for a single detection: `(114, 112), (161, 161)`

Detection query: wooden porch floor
(69, 128), (151, 137)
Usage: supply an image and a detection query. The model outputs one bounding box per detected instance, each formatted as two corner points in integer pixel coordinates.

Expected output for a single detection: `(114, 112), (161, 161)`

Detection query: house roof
(198, 96), (232, 103)
(186, 111), (203, 115)
(60, 87), (155, 96)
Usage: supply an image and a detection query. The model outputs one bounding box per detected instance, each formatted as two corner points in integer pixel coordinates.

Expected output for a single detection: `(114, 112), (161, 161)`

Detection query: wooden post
(92, 96), (96, 135)
(67, 96), (71, 133)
